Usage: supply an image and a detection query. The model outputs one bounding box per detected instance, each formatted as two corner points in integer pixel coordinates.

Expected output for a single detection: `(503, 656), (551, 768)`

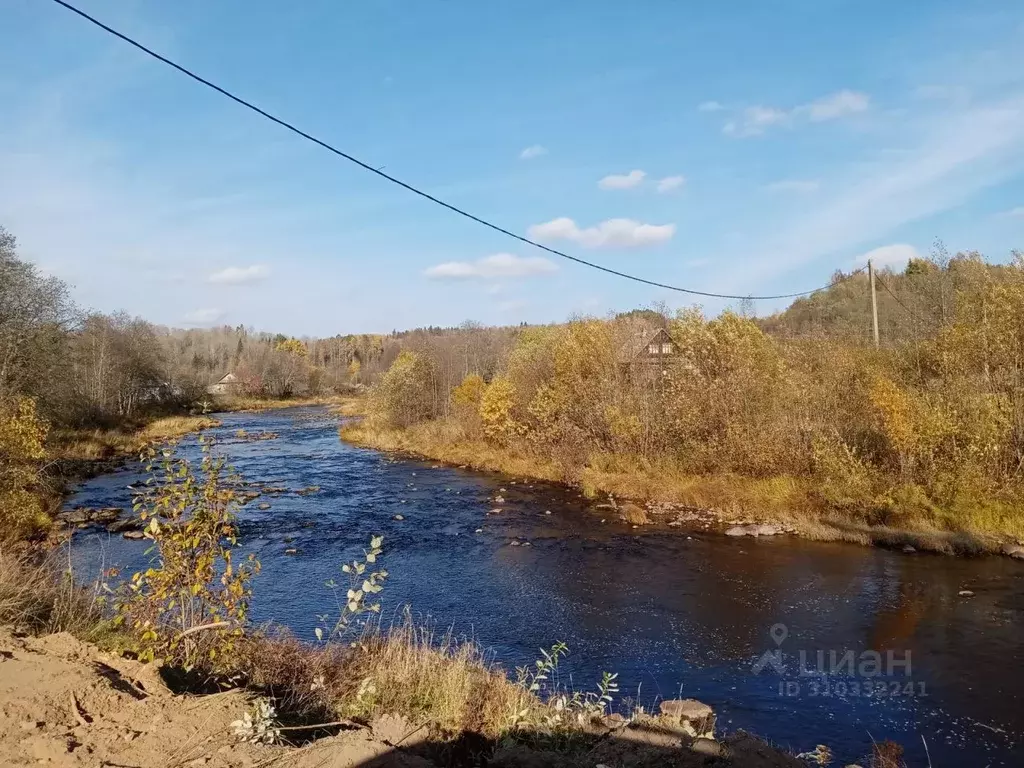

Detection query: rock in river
(107, 517), (143, 533)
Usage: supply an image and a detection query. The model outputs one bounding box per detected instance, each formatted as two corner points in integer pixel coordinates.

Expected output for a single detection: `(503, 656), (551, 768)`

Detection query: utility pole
(869, 258), (879, 348)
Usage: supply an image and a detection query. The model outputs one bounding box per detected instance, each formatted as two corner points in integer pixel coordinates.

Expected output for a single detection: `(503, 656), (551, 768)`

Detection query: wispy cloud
(183, 308), (226, 326)
(528, 217), (675, 248)
(722, 106), (789, 137)
(915, 84), (971, 104)
(765, 179), (820, 193)
(598, 169), (646, 190)
(656, 175), (686, 193)
(697, 101), (724, 112)
(519, 145), (547, 160)
(424, 253), (557, 279)
(719, 90), (870, 137)
(1000, 205), (1024, 218)
(801, 89), (870, 122)
(854, 243), (921, 270)
(736, 95), (1024, 284)
(207, 265), (271, 285)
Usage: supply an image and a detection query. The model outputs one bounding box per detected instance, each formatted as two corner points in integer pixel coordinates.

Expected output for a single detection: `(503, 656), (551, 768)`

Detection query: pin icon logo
(752, 623), (789, 675)
(770, 623), (788, 647)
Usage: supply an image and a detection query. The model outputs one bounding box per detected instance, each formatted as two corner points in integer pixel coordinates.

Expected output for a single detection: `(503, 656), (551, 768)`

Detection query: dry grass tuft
(0, 547), (105, 638)
(620, 502), (649, 525)
(870, 739), (907, 768)
(338, 621), (532, 737)
(239, 619), (532, 738)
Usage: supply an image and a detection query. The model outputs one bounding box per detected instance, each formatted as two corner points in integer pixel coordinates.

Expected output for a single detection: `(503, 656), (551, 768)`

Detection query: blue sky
(2, 0), (1024, 335)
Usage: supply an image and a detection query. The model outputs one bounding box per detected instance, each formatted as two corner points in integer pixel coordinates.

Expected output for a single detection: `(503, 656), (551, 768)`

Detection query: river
(64, 406), (1024, 766)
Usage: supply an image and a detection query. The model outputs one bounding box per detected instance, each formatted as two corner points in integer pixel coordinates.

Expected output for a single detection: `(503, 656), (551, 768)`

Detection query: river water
(65, 407), (1024, 766)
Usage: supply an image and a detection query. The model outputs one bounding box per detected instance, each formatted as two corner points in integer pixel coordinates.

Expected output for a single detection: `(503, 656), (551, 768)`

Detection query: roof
(619, 328), (675, 362)
(215, 373), (238, 384)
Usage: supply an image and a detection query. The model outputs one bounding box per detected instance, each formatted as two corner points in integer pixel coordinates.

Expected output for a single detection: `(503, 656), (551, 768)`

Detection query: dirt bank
(0, 626), (432, 768)
(0, 626), (810, 768)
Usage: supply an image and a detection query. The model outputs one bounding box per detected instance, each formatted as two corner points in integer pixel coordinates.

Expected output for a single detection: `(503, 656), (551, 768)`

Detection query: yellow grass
(0, 548), (105, 637)
(341, 420), (564, 482)
(210, 394), (359, 413)
(47, 415), (221, 461)
(338, 621), (534, 736)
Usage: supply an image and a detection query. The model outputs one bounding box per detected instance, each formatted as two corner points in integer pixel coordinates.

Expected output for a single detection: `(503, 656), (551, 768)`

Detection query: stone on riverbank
(1002, 543), (1024, 560)
(659, 698), (713, 723)
(725, 524), (780, 537)
(691, 736), (728, 757)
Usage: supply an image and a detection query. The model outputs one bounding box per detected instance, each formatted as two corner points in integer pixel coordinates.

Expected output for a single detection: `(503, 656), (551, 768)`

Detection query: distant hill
(759, 250), (1021, 344)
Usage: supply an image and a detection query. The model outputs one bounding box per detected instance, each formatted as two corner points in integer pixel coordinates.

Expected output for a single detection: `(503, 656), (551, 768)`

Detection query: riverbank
(47, 415), (222, 463)
(210, 394), (364, 414)
(0, 549), (811, 768)
(340, 420), (1024, 559)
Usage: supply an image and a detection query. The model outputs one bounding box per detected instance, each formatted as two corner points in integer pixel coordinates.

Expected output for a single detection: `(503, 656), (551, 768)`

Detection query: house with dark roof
(619, 328), (677, 379)
(206, 372), (239, 396)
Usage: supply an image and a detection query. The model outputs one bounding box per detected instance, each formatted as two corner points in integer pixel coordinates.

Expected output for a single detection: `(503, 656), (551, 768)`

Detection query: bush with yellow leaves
(0, 397), (51, 540)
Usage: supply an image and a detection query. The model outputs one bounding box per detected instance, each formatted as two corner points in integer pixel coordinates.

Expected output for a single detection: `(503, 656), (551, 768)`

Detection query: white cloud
(1000, 205), (1024, 218)
(765, 179), (820, 193)
(424, 252), (558, 279)
(519, 145), (547, 160)
(801, 90), (870, 121)
(527, 217), (675, 248)
(598, 169), (646, 190)
(183, 308), (226, 326)
(656, 175), (686, 193)
(854, 244), (922, 270)
(698, 101), (724, 112)
(723, 105), (789, 137)
(721, 90), (869, 137)
(207, 265), (270, 285)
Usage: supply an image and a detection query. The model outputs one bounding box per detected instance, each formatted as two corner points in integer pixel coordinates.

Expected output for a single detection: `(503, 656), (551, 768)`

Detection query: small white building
(206, 372), (239, 396)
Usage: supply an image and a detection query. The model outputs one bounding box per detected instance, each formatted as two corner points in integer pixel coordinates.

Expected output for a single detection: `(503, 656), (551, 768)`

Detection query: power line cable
(51, 0), (864, 301)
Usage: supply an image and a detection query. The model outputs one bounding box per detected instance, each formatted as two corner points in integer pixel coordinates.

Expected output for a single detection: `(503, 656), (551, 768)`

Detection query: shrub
(480, 376), (525, 445)
(0, 397), (51, 539)
(116, 438), (259, 669)
(371, 351), (441, 428)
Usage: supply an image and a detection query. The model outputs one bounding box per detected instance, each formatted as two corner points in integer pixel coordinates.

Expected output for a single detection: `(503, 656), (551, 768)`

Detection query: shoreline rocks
(725, 523), (781, 537)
